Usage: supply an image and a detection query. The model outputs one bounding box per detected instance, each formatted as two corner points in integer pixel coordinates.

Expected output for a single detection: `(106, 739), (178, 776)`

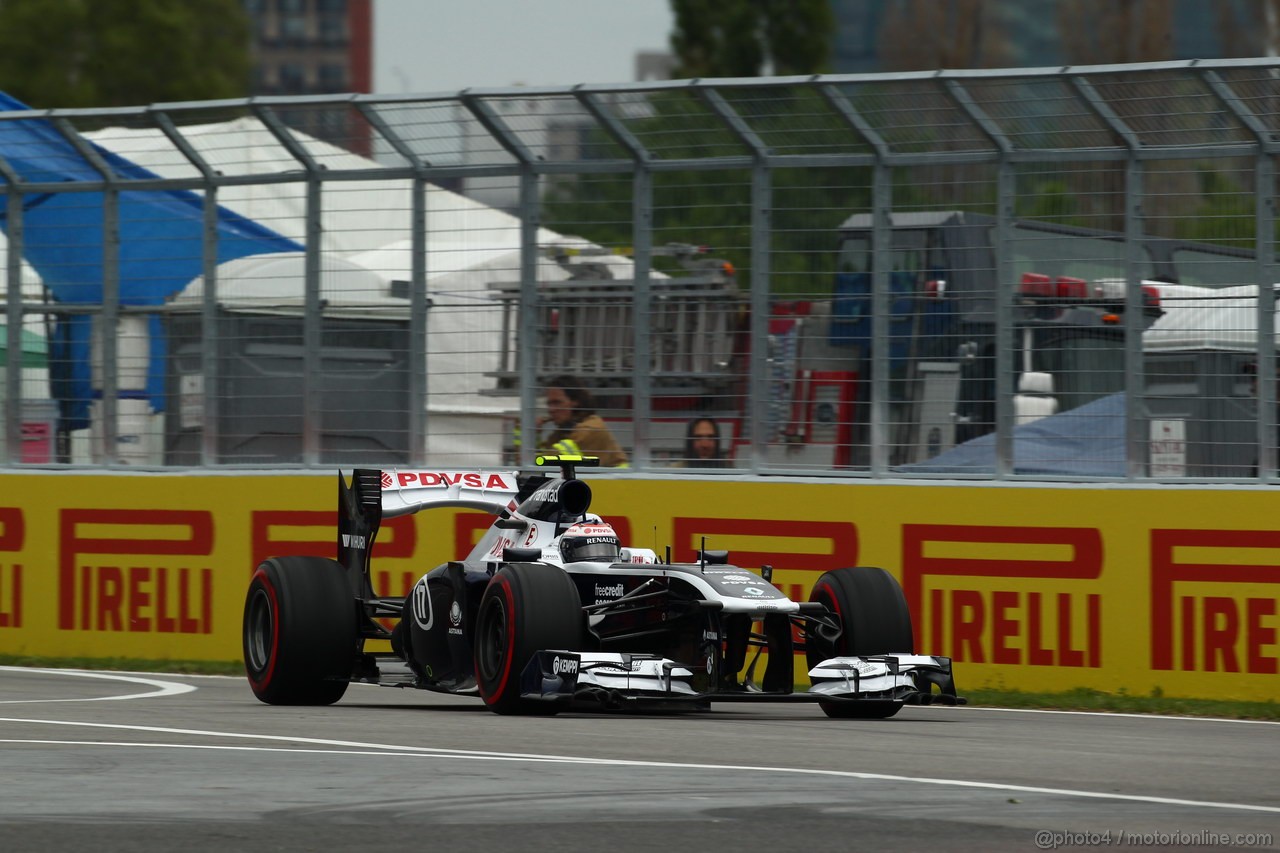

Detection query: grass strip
(964, 687), (1279, 721)
(0, 654), (245, 677)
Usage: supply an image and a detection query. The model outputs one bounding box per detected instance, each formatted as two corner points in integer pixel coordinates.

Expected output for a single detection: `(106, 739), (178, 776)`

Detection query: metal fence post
(1072, 76), (1144, 481)
(0, 155), (23, 465)
(256, 105), (324, 467)
(630, 165), (654, 470)
(576, 87), (655, 470)
(54, 117), (120, 465)
(154, 110), (222, 467)
(869, 163), (891, 475)
(943, 79), (1015, 478)
(1204, 69), (1280, 481)
(699, 88), (771, 473)
(821, 84), (891, 476)
(462, 94), (539, 469)
(358, 102), (430, 466)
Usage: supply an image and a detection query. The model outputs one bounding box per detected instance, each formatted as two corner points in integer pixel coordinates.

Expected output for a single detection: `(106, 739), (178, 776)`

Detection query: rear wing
(337, 469), (523, 597)
(379, 469), (522, 518)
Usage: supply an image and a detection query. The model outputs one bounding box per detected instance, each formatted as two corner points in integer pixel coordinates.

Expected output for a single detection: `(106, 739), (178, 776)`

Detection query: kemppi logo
(552, 656), (578, 676)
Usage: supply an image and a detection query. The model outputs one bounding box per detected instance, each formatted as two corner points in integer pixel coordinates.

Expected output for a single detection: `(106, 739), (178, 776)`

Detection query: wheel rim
(245, 587), (274, 674)
(477, 595), (508, 682)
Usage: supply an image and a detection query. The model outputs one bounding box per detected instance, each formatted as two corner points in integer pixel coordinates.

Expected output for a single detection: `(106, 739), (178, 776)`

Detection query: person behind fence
(534, 375), (630, 468)
(678, 416), (728, 469)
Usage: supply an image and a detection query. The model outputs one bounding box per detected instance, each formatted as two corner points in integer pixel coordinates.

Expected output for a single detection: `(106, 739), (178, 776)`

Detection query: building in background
(831, 0), (1280, 73)
(635, 50), (676, 82)
(242, 0), (372, 149)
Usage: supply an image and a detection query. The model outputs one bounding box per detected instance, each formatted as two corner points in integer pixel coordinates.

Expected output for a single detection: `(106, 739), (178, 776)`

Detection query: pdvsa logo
(392, 471), (514, 490)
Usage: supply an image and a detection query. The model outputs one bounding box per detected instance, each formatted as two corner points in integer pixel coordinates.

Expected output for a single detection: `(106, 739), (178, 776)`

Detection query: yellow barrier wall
(0, 473), (1276, 701)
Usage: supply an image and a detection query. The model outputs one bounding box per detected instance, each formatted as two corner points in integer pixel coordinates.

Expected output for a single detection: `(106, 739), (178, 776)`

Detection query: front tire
(243, 556), (358, 705)
(474, 563), (583, 715)
(807, 567), (913, 719)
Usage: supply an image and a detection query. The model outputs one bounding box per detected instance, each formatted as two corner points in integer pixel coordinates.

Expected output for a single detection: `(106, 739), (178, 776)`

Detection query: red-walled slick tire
(243, 556), (358, 706)
(807, 567), (914, 719)
(474, 563), (583, 715)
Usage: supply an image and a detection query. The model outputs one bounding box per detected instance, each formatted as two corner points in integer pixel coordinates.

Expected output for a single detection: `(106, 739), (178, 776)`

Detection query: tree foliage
(1216, 0), (1280, 57)
(544, 3), (844, 296)
(670, 0), (835, 78)
(1057, 0), (1174, 64)
(0, 0), (250, 109)
(543, 86), (866, 297)
(879, 0), (1011, 71)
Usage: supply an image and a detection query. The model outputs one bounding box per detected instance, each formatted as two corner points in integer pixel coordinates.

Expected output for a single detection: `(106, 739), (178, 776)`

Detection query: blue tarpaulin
(895, 393), (1127, 477)
(0, 91), (302, 428)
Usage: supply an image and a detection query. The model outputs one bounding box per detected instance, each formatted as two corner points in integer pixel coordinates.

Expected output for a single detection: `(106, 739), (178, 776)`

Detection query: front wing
(519, 650), (965, 709)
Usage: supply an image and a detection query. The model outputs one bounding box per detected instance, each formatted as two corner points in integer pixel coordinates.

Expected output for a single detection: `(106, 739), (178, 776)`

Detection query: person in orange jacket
(536, 375), (629, 468)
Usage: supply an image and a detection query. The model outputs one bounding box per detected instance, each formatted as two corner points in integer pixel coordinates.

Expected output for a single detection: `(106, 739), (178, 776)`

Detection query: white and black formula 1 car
(243, 456), (964, 717)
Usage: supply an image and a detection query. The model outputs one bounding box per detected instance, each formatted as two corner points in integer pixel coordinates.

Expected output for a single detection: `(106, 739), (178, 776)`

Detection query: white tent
(1144, 283), (1278, 353)
(76, 118), (652, 462)
(84, 116), (574, 259)
(175, 251), (401, 316)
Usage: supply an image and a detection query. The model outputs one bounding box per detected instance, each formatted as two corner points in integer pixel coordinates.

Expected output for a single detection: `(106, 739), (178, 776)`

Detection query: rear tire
(807, 567), (913, 719)
(243, 556), (358, 705)
(474, 563), (583, 715)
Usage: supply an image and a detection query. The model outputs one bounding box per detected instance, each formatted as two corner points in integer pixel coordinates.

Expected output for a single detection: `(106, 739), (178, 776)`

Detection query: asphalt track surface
(0, 667), (1276, 853)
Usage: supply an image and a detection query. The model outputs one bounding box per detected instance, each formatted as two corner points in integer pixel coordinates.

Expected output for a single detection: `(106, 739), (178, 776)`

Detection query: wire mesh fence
(0, 58), (1278, 479)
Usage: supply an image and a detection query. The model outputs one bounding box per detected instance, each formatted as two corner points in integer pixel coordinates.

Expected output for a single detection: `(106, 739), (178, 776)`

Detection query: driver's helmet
(558, 521), (621, 564)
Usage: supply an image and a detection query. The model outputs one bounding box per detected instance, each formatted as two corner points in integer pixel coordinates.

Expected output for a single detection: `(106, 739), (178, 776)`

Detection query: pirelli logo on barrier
(58, 509), (214, 634)
(671, 518), (858, 572)
(902, 525), (1103, 668)
(1150, 529), (1279, 675)
(250, 510), (420, 599)
(0, 507), (23, 628)
(0, 475), (1271, 702)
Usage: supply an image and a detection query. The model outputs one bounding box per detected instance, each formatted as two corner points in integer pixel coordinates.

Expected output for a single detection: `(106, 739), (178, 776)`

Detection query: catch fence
(0, 57), (1278, 479)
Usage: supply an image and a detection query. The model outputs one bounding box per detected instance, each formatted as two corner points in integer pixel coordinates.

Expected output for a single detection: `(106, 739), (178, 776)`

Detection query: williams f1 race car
(243, 457), (964, 717)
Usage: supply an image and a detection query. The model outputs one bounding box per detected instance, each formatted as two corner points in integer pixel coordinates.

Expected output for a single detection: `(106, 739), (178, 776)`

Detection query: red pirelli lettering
(903, 524), (1103, 665)
(0, 507), (23, 552)
(671, 518), (857, 573)
(1151, 529), (1280, 674)
(0, 508), (22, 627)
(251, 510), (417, 571)
(59, 509), (214, 633)
(0, 563), (20, 629)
